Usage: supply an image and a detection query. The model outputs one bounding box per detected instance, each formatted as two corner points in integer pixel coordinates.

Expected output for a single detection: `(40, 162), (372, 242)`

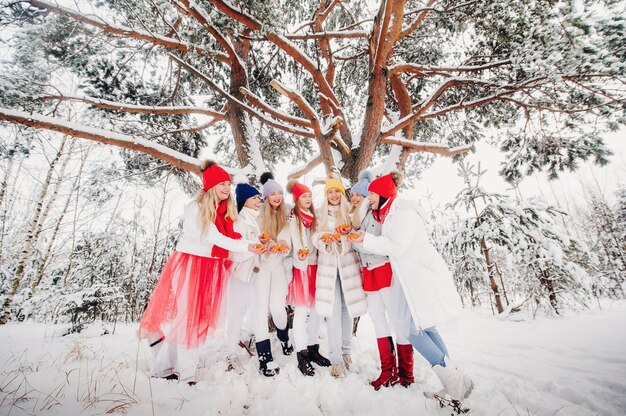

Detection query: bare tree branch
(390, 60), (512, 75)
(399, 0), (436, 40)
(240, 87), (313, 128)
(36, 95), (226, 118)
(170, 55), (316, 138)
(0, 107), (201, 173)
(380, 136), (474, 156)
(26, 0), (229, 64)
(287, 154), (323, 179)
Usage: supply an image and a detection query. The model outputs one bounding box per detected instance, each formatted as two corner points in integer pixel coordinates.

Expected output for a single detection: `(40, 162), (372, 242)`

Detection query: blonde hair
(261, 197), (288, 240)
(292, 199), (317, 244)
(318, 193), (350, 231)
(196, 187), (238, 236)
(348, 199), (364, 228)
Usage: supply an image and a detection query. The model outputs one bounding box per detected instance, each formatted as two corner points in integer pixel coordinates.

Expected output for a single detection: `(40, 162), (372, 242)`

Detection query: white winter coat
(175, 201), (252, 257)
(313, 211), (367, 318)
(362, 198), (462, 329)
(231, 207), (262, 282)
(287, 214), (318, 272)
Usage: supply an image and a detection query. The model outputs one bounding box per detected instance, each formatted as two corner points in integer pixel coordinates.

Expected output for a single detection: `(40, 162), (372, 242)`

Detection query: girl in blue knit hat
(225, 176), (264, 374)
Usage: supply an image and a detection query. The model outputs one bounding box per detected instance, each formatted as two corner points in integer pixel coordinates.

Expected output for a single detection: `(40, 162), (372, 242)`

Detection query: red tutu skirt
(287, 265), (317, 308)
(139, 251), (231, 348)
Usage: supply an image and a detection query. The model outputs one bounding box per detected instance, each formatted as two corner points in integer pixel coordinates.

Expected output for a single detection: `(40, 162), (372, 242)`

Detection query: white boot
(430, 357), (474, 400)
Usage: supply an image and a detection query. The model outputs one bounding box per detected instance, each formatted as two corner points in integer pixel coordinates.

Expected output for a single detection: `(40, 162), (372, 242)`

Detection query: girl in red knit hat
(138, 161), (264, 385)
(313, 172), (367, 378)
(286, 178), (331, 376)
(352, 172), (474, 402)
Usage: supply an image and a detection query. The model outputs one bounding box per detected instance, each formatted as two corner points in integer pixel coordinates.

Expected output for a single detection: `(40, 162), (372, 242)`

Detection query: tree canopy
(1, 0), (624, 183)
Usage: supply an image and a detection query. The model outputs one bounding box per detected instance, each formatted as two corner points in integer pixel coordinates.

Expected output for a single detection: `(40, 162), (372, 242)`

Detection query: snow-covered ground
(1, 301), (625, 416)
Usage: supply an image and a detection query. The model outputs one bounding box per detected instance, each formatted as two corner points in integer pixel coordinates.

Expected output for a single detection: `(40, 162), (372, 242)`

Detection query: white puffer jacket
(312, 210), (366, 318)
(362, 198), (462, 329)
(175, 201), (252, 257)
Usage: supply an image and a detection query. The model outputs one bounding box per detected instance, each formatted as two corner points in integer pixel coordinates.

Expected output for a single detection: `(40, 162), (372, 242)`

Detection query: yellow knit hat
(324, 172), (345, 195)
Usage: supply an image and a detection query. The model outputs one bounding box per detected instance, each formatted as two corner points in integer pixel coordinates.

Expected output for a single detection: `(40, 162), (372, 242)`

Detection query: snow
(4, 301), (624, 416)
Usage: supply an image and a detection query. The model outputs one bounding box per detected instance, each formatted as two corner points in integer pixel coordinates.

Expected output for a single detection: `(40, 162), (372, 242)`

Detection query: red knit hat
(202, 163), (231, 191)
(292, 182), (311, 203)
(368, 174), (397, 198)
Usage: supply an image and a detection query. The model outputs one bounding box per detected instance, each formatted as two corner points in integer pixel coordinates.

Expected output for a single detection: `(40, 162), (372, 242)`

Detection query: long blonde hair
(348, 198), (364, 228)
(317, 193), (350, 231)
(196, 187), (238, 236)
(261, 198), (288, 240)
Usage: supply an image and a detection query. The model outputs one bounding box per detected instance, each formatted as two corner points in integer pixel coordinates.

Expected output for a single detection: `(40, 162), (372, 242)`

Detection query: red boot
(397, 343), (414, 387)
(370, 337), (398, 390)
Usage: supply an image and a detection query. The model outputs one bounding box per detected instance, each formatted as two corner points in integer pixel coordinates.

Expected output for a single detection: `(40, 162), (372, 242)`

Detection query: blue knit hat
(351, 170), (373, 197)
(260, 172), (283, 199)
(235, 182), (261, 212)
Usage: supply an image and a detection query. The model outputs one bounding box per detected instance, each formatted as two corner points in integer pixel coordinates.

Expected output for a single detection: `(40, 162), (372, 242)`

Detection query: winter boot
(276, 326), (294, 355)
(330, 363), (344, 378)
(370, 336), (398, 390)
(342, 354), (352, 371)
(429, 357), (474, 400)
(256, 339), (280, 377)
(296, 349), (315, 376)
(307, 344), (331, 367)
(396, 343), (414, 387)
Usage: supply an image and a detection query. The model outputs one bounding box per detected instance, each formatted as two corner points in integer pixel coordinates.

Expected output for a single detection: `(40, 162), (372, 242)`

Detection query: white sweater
(175, 201), (253, 257)
(231, 207), (261, 282)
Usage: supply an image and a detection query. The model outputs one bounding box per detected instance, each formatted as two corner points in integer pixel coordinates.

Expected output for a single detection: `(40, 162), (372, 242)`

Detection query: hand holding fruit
(270, 240), (289, 254)
(249, 243), (266, 254)
(336, 224), (352, 235)
(259, 233), (271, 244)
(348, 230), (365, 243)
(297, 248), (309, 260)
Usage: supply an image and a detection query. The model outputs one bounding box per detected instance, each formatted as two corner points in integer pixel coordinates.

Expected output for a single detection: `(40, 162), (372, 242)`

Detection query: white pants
(326, 276), (353, 365)
(254, 266), (288, 342)
(366, 275), (410, 343)
(292, 307), (321, 352)
(226, 277), (256, 355)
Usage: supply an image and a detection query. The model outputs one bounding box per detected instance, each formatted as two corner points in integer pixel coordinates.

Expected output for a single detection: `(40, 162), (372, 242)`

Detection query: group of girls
(138, 160), (474, 402)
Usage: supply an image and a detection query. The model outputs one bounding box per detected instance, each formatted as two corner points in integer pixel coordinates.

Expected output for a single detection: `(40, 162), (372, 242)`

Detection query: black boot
(307, 344), (331, 367)
(256, 339), (279, 377)
(276, 326), (294, 356)
(296, 349), (315, 376)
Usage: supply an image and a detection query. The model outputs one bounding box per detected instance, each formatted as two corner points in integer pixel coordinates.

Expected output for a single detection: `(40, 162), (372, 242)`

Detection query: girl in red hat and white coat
(139, 161), (264, 385)
(351, 172), (474, 401)
(286, 179), (331, 376)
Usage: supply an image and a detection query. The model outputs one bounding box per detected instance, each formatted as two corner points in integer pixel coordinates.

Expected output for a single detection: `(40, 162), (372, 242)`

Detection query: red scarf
(211, 200), (242, 258)
(373, 195), (396, 224)
(299, 210), (314, 229)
